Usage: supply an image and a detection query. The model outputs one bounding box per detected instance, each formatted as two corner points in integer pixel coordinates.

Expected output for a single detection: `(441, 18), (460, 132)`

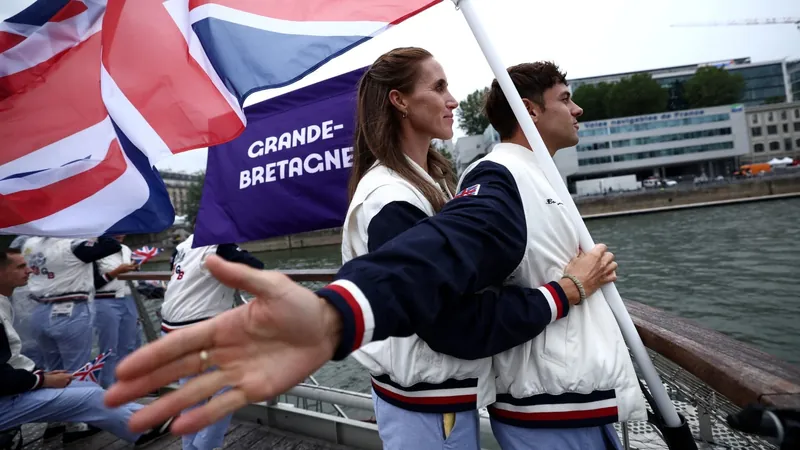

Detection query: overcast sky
(3, 0), (798, 173)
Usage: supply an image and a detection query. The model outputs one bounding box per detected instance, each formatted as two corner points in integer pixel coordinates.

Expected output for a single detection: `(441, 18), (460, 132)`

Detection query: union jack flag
(73, 349), (112, 383)
(131, 245), (162, 264)
(0, 0), (442, 238)
(454, 184), (481, 199)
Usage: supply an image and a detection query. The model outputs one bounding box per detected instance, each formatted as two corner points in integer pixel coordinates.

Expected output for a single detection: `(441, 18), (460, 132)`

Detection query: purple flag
(194, 67), (366, 247)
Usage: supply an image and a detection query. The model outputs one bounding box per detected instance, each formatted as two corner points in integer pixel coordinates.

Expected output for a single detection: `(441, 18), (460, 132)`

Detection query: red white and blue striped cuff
(31, 370), (44, 390)
(315, 280), (375, 361)
(541, 281), (569, 323)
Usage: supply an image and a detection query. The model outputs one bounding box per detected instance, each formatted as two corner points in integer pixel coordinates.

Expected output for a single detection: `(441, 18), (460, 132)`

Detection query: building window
(767, 125), (778, 135)
(611, 141), (734, 162)
(577, 142), (610, 152)
(578, 128), (609, 138)
(795, 109), (799, 119)
(768, 112), (774, 122)
(752, 114), (759, 125)
(796, 138), (800, 149)
(781, 111), (787, 121)
(754, 143), (764, 153)
(751, 127), (762, 136)
(769, 141), (780, 151)
(783, 123), (789, 133)
(578, 156), (613, 166)
(785, 138), (793, 151)
(794, 122), (800, 132)
(611, 127), (732, 148)
(607, 113), (730, 135)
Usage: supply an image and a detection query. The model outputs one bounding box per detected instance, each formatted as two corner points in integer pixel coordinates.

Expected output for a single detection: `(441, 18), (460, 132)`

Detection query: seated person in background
(0, 248), (171, 446)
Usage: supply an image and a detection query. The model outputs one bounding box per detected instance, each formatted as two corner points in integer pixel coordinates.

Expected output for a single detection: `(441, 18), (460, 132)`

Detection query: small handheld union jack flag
(73, 350), (112, 383)
(132, 246), (162, 264)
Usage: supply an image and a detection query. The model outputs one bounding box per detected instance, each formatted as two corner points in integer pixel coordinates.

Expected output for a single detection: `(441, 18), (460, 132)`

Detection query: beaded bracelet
(561, 273), (586, 305)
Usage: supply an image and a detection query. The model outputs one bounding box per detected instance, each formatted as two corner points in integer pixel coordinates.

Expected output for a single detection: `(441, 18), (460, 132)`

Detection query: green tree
(606, 74), (668, 117)
(764, 96), (786, 104)
(666, 80), (689, 111)
(456, 87), (490, 135)
(683, 66), (746, 108)
(571, 82), (612, 121)
(184, 171), (205, 226)
(432, 142), (456, 174)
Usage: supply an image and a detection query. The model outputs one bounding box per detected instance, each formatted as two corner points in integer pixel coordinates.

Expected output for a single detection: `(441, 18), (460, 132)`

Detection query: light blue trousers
(94, 296), (139, 388)
(177, 375), (232, 450)
(372, 389), (481, 450)
(30, 301), (93, 372)
(490, 418), (623, 450)
(133, 319), (144, 352)
(160, 331), (231, 450)
(0, 380), (142, 442)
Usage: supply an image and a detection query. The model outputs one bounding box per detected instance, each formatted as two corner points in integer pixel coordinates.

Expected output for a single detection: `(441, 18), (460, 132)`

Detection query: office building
(160, 171), (202, 216)
(789, 60), (800, 102)
(745, 101), (800, 163)
(569, 57), (796, 106)
(572, 104), (749, 183)
(454, 135), (486, 175)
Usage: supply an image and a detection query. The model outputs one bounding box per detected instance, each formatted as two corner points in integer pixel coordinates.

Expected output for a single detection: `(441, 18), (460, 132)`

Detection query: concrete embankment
(575, 175), (800, 218)
(144, 174), (800, 259)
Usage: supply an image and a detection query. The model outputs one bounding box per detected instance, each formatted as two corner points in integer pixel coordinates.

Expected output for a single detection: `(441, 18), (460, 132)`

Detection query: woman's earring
(402, 111), (408, 119)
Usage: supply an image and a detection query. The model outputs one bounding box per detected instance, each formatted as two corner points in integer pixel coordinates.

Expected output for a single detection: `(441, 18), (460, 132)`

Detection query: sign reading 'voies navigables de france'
(193, 67), (367, 247)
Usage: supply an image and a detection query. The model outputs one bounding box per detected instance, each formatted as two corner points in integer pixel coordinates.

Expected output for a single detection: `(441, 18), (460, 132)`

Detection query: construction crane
(671, 17), (800, 30)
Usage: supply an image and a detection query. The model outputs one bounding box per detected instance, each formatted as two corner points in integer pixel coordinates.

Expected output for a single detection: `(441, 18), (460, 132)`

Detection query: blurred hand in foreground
(104, 255), (342, 435)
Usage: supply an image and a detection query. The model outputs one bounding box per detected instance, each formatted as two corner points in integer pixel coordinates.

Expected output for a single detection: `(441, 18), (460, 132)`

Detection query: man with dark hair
(484, 62), (569, 142)
(461, 61), (643, 449)
(0, 248), (171, 446)
(4, 238), (40, 369)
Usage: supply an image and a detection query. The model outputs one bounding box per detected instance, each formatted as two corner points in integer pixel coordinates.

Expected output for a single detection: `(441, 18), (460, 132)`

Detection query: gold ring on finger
(199, 350), (210, 372)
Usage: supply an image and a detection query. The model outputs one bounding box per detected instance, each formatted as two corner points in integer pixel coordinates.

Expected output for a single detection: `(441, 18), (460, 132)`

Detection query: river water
(148, 198), (800, 406)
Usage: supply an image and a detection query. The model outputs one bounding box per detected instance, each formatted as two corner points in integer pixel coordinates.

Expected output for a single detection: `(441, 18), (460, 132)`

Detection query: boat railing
(120, 270), (799, 449)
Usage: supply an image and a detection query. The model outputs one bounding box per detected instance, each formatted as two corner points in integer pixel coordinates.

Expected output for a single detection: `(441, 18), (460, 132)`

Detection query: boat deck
(18, 421), (355, 450)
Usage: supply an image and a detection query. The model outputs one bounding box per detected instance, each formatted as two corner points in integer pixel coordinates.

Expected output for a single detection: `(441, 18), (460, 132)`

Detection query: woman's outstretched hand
(104, 255), (342, 435)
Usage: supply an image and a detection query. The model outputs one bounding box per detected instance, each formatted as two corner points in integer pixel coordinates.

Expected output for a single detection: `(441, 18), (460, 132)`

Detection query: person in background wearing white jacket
(159, 234), (264, 450)
(23, 236), (128, 441)
(22, 236), (122, 372)
(93, 235), (139, 388)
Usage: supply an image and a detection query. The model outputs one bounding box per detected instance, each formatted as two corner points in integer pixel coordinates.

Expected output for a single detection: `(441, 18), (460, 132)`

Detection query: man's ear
(522, 98), (539, 122)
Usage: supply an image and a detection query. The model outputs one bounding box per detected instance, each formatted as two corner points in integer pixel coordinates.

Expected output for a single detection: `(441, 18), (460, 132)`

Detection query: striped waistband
(370, 374), (479, 413)
(95, 291), (118, 299)
(488, 389), (619, 429)
(36, 292), (90, 303)
(161, 316), (211, 333)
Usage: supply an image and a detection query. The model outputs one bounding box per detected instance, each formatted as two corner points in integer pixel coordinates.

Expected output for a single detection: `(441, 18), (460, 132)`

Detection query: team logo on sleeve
(454, 184), (481, 198)
(28, 253), (46, 268)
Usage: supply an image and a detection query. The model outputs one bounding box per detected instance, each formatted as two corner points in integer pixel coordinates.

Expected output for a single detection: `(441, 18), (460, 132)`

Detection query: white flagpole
(452, 0), (682, 428)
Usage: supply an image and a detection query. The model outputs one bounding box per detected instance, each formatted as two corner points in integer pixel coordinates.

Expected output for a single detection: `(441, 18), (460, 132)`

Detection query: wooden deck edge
(626, 299), (800, 409)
